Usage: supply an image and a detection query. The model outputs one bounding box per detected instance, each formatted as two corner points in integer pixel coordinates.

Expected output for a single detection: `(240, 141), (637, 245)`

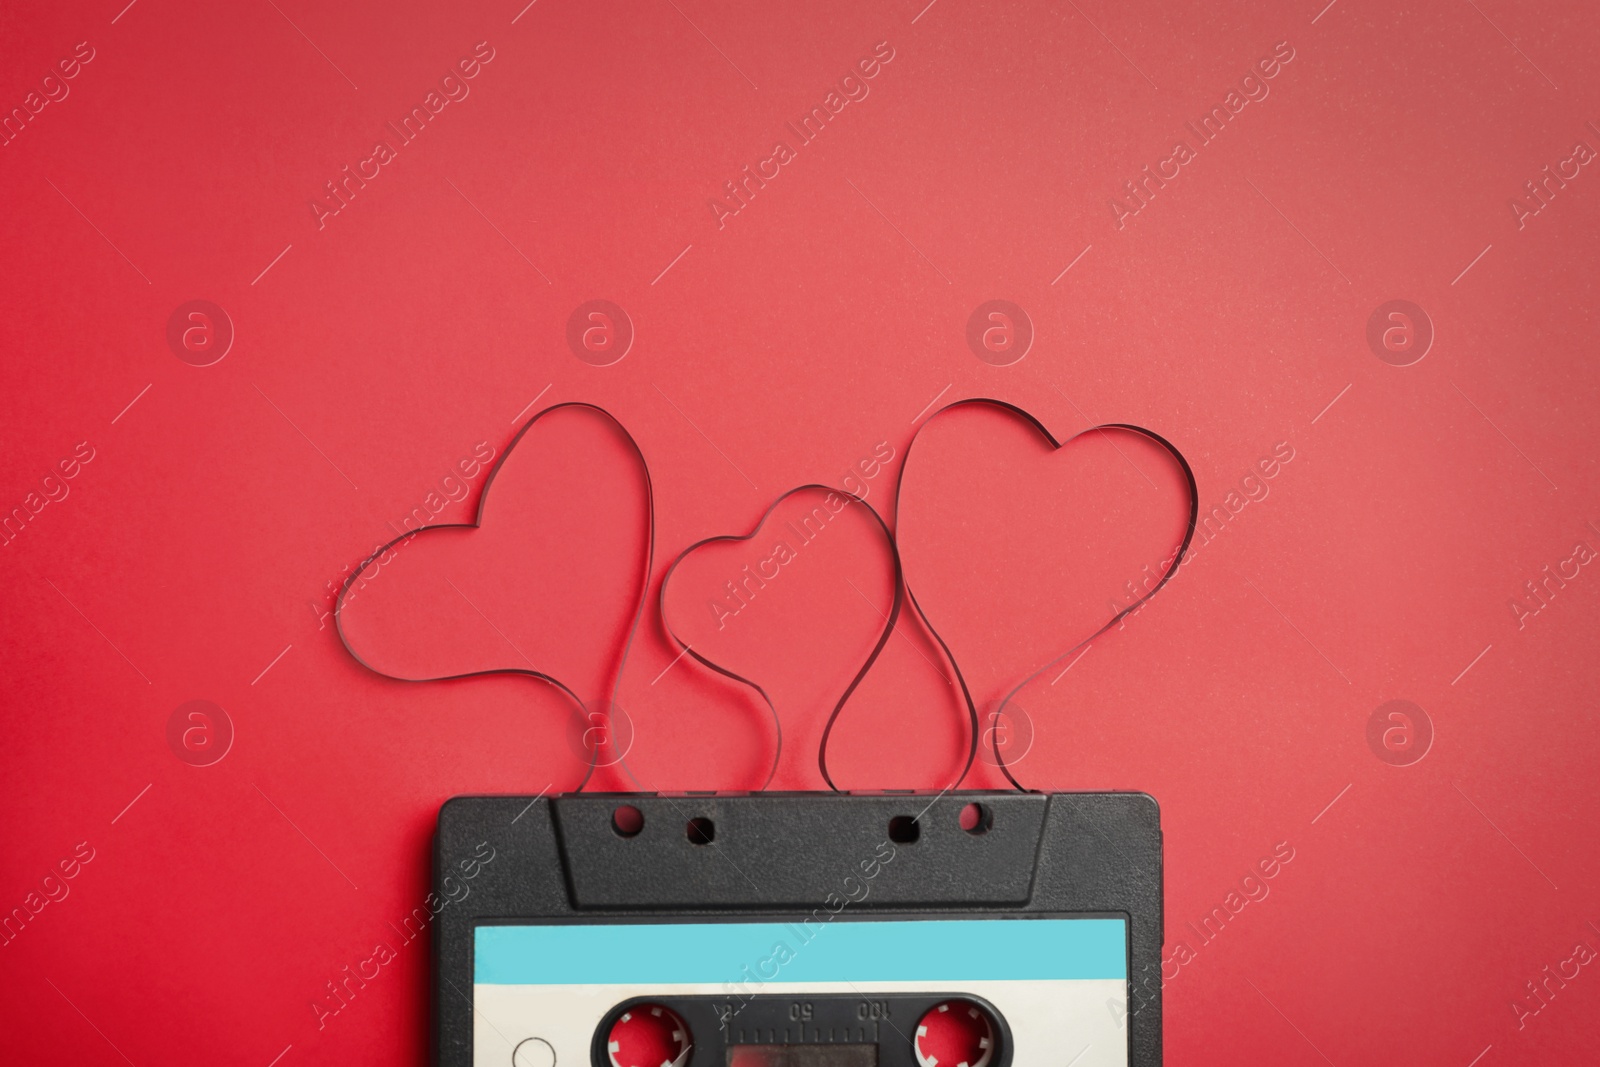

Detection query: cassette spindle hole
(888, 815), (920, 844)
(606, 1003), (691, 1067)
(611, 804), (644, 838)
(914, 1000), (997, 1067)
(958, 802), (992, 836)
(686, 816), (715, 845)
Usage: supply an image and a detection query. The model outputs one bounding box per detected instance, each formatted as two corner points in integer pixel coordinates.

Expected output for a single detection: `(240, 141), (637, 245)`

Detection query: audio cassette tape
(435, 791), (1161, 1067)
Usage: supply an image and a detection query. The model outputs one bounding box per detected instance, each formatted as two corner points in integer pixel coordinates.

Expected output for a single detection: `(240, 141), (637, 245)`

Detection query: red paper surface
(3, 1), (1598, 1064)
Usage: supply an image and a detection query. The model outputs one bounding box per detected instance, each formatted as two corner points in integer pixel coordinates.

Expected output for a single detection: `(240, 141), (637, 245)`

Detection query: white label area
(472, 918), (1129, 1067)
(475, 979), (1128, 1067)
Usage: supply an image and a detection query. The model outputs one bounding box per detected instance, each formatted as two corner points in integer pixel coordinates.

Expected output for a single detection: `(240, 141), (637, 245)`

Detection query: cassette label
(475, 918), (1127, 1065)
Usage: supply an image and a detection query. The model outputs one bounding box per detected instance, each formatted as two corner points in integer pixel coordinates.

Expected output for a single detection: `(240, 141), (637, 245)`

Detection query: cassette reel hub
(605, 1003), (690, 1067)
(914, 1000), (997, 1067)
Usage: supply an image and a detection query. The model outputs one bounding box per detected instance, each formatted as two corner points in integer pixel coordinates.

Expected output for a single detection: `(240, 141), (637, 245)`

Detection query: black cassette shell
(434, 791), (1163, 1066)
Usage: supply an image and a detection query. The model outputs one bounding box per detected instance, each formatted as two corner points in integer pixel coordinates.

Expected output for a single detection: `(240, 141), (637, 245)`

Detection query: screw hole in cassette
(611, 804), (644, 838)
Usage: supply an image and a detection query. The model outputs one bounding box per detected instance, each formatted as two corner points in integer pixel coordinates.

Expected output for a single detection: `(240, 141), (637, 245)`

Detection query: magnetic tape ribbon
(656, 483), (905, 792)
(888, 397), (1200, 792)
(333, 402), (655, 794)
(335, 397), (1198, 795)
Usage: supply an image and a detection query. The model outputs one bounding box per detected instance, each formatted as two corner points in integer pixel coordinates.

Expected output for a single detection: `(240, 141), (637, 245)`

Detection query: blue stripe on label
(475, 918), (1126, 985)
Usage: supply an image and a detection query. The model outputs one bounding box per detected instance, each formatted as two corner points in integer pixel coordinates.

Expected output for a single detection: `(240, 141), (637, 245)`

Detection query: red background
(3, 0), (1598, 1064)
